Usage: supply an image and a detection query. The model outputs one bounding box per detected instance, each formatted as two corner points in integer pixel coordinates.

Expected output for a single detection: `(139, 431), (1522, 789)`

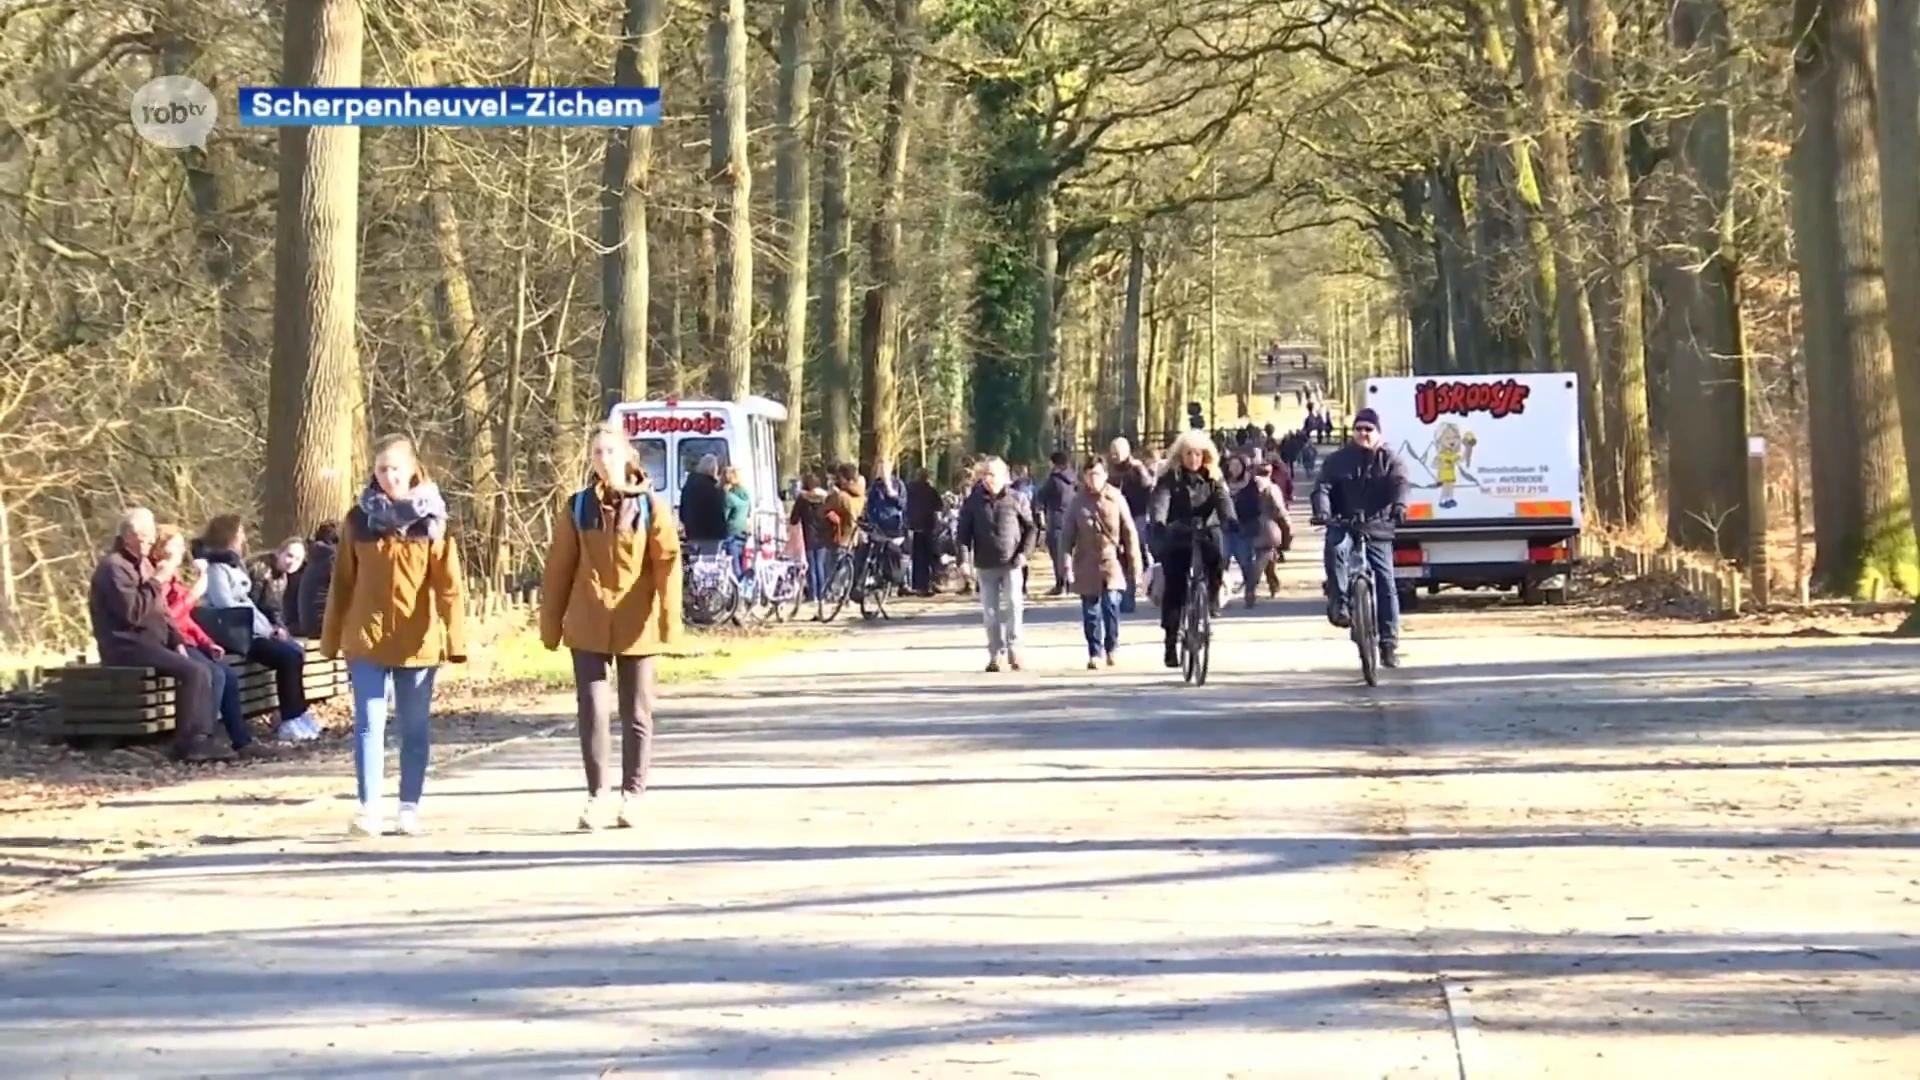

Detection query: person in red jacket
(153, 526), (277, 758)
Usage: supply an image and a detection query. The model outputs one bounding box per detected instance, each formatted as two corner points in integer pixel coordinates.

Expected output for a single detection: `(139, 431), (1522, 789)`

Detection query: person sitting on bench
(196, 514), (321, 742)
(87, 508), (231, 763)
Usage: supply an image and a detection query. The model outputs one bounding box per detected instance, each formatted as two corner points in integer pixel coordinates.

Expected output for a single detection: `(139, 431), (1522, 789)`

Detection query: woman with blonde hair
(1147, 429), (1237, 669)
(720, 463), (752, 569)
(541, 424), (682, 830)
(320, 434), (467, 837)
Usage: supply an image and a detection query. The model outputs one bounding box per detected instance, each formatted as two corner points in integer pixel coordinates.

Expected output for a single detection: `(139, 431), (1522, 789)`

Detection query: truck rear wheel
(1519, 580), (1546, 606)
(1397, 586), (1419, 612)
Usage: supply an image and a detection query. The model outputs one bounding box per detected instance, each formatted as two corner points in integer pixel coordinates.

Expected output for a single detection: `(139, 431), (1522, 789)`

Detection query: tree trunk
(1432, 160), (1484, 372)
(1029, 191), (1061, 454)
(1507, 0), (1606, 514)
(773, 0), (813, 477)
(1468, 0), (1556, 370)
(857, 0), (918, 467)
(596, 0), (662, 413)
(707, 0), (752, 399)
(816, 0), (855, 463)
(1877, 0), (1920, 617)
(265, 0), (365, 542)
(1794, 0), (1915, 596)
(411, 56), (494, 539)
(1665, 0), (1749, 554)
(1568, 0), (1656, 531)
(1117, 238), (1146, 438)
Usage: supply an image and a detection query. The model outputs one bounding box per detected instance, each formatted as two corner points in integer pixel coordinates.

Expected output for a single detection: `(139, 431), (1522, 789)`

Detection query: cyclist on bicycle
(1308, 407), (1411, 668)
(1148, 429), (1237, 669)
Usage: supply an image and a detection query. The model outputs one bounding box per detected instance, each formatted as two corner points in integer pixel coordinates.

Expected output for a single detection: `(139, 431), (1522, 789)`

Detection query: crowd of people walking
(83, 409), (1342, 834)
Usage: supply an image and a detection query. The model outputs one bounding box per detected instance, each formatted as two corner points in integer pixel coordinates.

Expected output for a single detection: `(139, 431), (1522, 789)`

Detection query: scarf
(358, 480), (447, 541)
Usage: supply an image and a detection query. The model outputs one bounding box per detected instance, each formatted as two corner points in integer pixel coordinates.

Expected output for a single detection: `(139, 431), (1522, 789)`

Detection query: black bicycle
(1179, 548), (1212, 685)
(1331, 513), (1382, 686)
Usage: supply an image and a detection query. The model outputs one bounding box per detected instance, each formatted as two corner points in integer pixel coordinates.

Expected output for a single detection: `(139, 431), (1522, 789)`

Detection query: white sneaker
(615, 794), (638, 829)
(349, 806), (382, 836)
(276, 717), (305, 741)
(395, 803), (423, 836)
(298, 714), (322, 740)
(577, 794), (603, 831)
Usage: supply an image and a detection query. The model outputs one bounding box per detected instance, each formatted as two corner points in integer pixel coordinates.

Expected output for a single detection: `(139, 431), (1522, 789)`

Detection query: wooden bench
(47, 643), (347, 741)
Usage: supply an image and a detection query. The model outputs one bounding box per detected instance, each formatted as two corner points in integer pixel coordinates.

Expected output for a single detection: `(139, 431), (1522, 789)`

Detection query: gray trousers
(572, 650), (658, 796)
(976, 567), (1025, 656)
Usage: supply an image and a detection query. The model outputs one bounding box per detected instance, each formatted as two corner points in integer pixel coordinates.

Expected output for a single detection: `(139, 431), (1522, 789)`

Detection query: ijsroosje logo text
(1414, 378), (1530, 426)
(623, 411), (726, 436)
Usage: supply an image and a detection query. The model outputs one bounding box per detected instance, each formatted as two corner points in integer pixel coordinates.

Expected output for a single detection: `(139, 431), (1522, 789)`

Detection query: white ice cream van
(607, 395), (789, 540)
(1362, 372), (1582, 606)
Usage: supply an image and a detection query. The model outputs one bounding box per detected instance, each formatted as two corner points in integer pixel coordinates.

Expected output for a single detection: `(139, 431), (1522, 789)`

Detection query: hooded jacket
(788, 486), (832, 550)
(541, 465), (682, 657)
(823, 476), (868, 548)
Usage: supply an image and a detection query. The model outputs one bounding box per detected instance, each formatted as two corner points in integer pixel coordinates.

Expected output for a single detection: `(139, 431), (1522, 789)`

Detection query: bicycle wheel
(1191, 594), (1211, 685)
(1351, 571), (1379, 686)
(776, 566), (805, 622)
(822, 555), (856, 622)
(859, 571), (893, 621)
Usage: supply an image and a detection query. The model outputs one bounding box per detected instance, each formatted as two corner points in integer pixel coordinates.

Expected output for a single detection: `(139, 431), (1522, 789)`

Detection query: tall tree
(1793, 0), (1914, 596)
(708, 0), (752, 399)
(1567, 0), (1655, 529)
(596, 0), (663, 413)
(1879, 0), (1920, 620)
(265, 0), (366, 541)
(1663, 0), (1749, 553)
(1507, 0), (1606, 510)
(857, 0), (920, 466)
(773, 0), (813, 476)
(815, 0), (856, 463)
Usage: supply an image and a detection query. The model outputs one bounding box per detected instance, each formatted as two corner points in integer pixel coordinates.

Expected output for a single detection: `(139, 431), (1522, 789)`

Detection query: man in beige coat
(1065, 456), (1144, 670)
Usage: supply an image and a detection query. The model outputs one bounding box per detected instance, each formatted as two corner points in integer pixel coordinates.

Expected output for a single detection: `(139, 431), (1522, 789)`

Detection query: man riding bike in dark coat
(1310, 407), (1412, 668)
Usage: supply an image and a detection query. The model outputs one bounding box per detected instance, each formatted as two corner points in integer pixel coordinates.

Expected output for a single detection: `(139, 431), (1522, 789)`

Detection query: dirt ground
(0, 621), (833, 902)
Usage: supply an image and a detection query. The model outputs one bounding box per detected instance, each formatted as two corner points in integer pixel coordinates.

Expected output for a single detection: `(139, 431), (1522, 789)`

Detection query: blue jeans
(1225, 531), (1255, 585)
(1079, 591), (1122, 657)
(1323, 525), (1400, 646)
(189, 648), (250, 749)
(348, 659), (438, 805)
(806, 547), (831, 600)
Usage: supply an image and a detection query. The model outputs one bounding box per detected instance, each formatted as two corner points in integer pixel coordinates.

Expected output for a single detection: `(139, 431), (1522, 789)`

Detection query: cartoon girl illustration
(1434, 422), (1477, 508)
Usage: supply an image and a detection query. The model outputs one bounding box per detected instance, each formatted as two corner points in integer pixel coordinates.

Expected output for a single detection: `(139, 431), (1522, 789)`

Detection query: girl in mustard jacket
(540, 424), (682, 830)
(321, 434), (467, 838)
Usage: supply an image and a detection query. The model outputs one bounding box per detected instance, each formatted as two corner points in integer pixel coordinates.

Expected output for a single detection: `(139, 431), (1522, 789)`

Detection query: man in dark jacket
(1309, 407), (1412, 667)
(904, 468), (942, 595)
(1107, 438), (1155, 612)
(956, 457), (1038, 671)
(89, 508), (229, 762)
(679, 454), (730, 552)
(1036, 451), (1077, 596)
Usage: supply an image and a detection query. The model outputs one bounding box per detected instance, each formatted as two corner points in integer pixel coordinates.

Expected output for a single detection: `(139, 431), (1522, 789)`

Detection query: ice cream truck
(607, 395), (789, 540)
(1362, 372), (1582, 607)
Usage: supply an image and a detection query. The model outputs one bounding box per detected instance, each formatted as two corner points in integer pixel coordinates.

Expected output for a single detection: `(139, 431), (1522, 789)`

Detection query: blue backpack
(571, 488), (652, 535)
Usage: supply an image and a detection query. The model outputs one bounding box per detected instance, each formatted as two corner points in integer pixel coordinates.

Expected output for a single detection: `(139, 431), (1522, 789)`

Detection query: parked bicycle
(819, 529), (905, 622)
(682, 548), (740, 627)
(740, 537), (806, 623)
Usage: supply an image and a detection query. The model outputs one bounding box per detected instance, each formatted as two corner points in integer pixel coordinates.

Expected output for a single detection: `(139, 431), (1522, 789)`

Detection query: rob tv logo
(131, 76), (218, 150)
